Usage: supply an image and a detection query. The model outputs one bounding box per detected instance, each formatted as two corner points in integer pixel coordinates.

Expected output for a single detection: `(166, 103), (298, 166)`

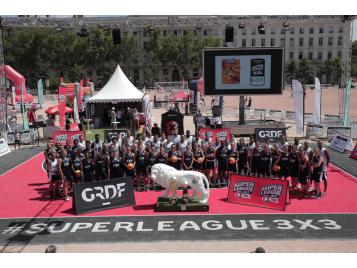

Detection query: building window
(203, 30), (208, 36)
(328, 51), (332, 60)
(173, 30), (178, 36)
(134, 69), (140, 85)
(318, 37), (323, 46)
(339, 26), (343, 33)
(329, 27), (334, 33)
(319, 27), (324, 34)
(337, 51), (342, 58)
(163, 69), (169, 81)
(328, 37), (333, 46)
(290, 27), (295, 34)
(251, 39), (256, 46)
(309, 28), (314, 34)
(300, 28), (304, 34)
(133, 31), (137, 36)
(183, 30), (187, 36)
(270, 38), (275, 46)
(143, 30), (148, 37)
(338, 36), (342, 46)
(271, 28), (275, 35)
(290, 38), (294, 47)
(298, 51), (303, 60)
(308, 52), (313, 60)
(252, 28), (256, 35)
(281, 28), (285, 35)
(242, 39), (246, 47)
(163, 30), (167, 36)
(280, 38), (285, 46)
(261, 39), (265, 47)
(289, 52), (294, 60)
(242, 29), (247, 35)
(318, 52), (323, 61)
(309, 37), (313, 47)
(299, 38), (304, 47)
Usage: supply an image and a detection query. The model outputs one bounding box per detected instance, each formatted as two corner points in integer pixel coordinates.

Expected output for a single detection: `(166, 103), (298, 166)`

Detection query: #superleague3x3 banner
(228, 175), (289, 211)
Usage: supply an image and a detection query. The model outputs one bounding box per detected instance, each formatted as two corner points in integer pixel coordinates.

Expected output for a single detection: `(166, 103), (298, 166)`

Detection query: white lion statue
(151, 164), (210, 203)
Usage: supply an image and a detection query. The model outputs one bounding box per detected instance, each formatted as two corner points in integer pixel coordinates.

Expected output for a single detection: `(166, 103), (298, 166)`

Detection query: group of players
(44, 129), (329, 201)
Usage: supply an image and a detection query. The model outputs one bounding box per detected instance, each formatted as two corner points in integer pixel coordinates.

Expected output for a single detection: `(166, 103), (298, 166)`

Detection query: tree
(296, 58), (314, 84)
(286, 60), (298, 83)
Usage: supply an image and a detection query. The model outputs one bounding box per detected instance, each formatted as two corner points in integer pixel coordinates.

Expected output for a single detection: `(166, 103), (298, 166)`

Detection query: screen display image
(204, 48), (283, 95)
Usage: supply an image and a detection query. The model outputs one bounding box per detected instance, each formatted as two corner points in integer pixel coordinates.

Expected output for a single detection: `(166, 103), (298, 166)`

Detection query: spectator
(151, 123), (161, 137)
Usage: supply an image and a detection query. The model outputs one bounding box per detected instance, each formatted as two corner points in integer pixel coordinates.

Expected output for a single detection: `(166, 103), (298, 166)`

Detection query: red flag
(58, 86), (67, 129)
(80, 79), (84, 88)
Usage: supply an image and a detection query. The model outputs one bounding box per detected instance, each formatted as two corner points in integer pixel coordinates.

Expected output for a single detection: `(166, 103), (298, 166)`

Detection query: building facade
(2, 15), (353, 87)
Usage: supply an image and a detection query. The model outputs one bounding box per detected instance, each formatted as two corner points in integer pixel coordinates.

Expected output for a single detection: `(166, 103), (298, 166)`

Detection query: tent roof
(88, 65), (143, 103)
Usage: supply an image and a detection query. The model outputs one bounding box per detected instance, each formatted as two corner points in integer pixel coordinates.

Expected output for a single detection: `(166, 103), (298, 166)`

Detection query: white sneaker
(65, 195), (70, 201)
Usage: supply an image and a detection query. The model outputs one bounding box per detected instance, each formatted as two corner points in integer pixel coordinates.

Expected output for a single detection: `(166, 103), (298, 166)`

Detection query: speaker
(225, 26), (234, 42)
(112, 29), (121, 44)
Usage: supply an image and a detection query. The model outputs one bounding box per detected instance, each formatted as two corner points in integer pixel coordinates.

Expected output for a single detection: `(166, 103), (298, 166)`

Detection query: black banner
(6, 132), (15, 145)
(73, 177), (135, 215)
(255, 128), (286, 143)
(103, 130), (128, 143)
(161, 110), (184, 135)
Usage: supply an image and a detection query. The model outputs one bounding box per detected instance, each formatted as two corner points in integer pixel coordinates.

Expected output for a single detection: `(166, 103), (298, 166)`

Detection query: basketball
(127, 163), (134, 170)
(273, 164), (281, 172)
(198, 157), (204, 164)
(170, 156), (177, 163)
(229, 157), (236, 165)
(74, 170), (81, 177)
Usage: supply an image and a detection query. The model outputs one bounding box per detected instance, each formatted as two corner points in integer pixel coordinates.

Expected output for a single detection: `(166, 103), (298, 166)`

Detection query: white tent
(88, 65), (143, 103)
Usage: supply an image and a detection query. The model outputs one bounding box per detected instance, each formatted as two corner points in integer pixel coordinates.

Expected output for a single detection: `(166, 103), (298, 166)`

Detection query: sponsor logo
(81, 183), (126, 206)
(260, 184), (283, 203)
(233, 181), (255, 199)
(56, 134), (68, 143)
(258, 130), (283, 139)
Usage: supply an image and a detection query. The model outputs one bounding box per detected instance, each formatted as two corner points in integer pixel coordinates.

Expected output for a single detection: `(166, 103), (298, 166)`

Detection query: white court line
(0, 152), (43, 177)
(330, 163), (357, 181)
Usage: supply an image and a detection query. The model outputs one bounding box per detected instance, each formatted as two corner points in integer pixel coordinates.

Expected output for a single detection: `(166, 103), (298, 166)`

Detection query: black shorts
(15, 140), (20, 145)
(251, 165), (259, 175)
(136, 164), (147, 175)
(50, 174), (61, 181)
(279, 169), (289, 178)
(312, 172), (323, 182)
(260, 168), (271, 177)
(193, 162), (203, 170)
(289, 170), (299, 178)
(218, 161), (228, 171)
(205, 160), (215, 170)
(125, 169), (136, 177)
(238, 162), (247, 174)
(228, 163), (237, 172)
(298, 175), (309, 185)
(321, 171), (328, 181)
(83, 172), (94, 182)
(95, 169), (107, 180)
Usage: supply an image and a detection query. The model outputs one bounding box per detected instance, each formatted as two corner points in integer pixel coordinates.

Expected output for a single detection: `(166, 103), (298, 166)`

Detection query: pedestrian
(14, 130), (20, 150)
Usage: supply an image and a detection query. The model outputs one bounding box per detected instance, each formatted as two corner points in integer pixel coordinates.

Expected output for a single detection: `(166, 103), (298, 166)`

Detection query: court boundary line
(0, 152), (43, 177)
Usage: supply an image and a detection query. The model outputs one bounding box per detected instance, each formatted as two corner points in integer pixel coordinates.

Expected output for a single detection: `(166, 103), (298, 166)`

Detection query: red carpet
(1, 153), (357, 219)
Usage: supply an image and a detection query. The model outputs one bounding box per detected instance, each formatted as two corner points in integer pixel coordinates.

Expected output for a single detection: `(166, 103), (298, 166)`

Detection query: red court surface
(0, 153), (357, 219)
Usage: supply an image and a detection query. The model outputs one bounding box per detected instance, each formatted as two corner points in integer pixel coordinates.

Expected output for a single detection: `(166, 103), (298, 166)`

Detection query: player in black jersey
(156, 146), (168, 164)
(288, 146), (300, 189)
(64, 140), (73, 158)
(215, 140), (229, 187)
(271, 144), (280, 179)
(82, 150), (95, 183)
(250, 143), (261, 177)
(145, 146), (157, 190)
(72, 148), (83, 183)
(298, 147), (310, 196)
(58, 150), (73, 201)
(123, 146), (136, 181)
(260, 144), (272, 178)
(192, 142), (205, 172)
(109, 150), (123, 180)
(237, 138), (248, 175)
(275, 145), (290, 180)
(227, 141), (238, 181)
(182, 145), (193, 170)
(310, 147), (324, 198)
(167, 144), (182, 170)
(205, 141), (216, 186)
(136, 143), (147, 191)
(94, 147), (109, 181)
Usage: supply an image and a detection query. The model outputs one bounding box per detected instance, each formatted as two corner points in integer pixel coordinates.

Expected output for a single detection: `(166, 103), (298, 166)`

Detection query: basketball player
(136, 143), (147, 191)
(310, 147), (324, 198)
(58, 150), (73, 201)
(167, 144), (182, 170)
(237, 138), (248, 175)
(182, 145), (193, 170)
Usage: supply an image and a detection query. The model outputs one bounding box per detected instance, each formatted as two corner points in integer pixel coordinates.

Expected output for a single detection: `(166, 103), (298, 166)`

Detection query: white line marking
(0, 152), (43, 177)
(330, 164), (357, 180)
